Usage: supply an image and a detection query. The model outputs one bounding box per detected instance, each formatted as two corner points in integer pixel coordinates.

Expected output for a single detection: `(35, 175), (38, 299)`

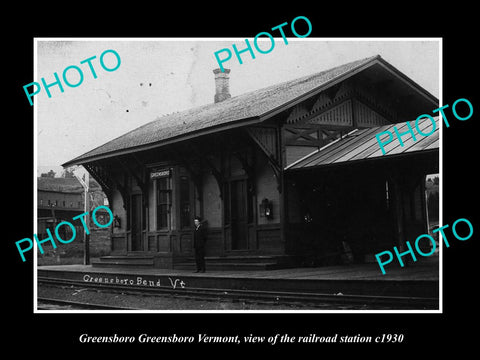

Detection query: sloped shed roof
(286, 116), (439, 170)
(63, 55), (437, 167)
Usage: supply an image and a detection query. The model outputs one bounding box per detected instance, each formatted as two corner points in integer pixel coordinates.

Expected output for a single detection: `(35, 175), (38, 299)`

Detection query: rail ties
(37, 276), (438, 310)
(37, 297), (140, 310)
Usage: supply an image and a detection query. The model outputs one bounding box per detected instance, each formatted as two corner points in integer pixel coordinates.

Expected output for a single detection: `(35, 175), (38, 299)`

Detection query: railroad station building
(62, 55), (439, 270)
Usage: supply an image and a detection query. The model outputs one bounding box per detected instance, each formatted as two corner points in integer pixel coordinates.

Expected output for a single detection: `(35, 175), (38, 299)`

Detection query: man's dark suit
(193, 224), (207, 272)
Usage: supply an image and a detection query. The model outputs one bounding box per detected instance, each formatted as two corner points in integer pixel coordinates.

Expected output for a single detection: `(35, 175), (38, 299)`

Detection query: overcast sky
(35, 38), (440, 175)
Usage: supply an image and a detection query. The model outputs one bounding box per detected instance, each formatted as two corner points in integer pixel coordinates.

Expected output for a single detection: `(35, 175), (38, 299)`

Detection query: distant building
(37, 177), (111, 256)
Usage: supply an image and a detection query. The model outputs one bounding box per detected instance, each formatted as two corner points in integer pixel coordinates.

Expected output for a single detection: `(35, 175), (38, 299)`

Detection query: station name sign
(150, 168), (171, 179)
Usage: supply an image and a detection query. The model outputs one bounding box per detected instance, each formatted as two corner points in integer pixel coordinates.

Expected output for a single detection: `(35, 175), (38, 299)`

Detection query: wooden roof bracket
(114, 156), (149, 207)
(84, 162), (127, 211)
(246, 127), (282, 193)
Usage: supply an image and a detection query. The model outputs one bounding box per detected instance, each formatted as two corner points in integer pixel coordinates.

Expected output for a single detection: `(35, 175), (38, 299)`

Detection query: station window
(156, 177), (171, 230)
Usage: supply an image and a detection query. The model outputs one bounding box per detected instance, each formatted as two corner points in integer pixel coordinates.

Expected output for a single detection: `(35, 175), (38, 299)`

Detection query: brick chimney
(213, 68), (231, 103)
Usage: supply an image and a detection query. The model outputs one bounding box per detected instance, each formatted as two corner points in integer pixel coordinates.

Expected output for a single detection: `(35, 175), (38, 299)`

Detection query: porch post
(390, 172), (407, 254)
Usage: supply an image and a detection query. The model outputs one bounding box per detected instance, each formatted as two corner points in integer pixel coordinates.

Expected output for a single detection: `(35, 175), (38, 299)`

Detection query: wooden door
(230, 180), (248, 250)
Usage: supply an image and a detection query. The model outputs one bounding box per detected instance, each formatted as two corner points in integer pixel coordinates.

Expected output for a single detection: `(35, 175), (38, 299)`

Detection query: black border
(7, 5), (478, 353)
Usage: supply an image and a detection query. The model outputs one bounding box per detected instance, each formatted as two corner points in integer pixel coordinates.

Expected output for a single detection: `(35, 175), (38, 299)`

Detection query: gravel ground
(37, 284), (371, 311)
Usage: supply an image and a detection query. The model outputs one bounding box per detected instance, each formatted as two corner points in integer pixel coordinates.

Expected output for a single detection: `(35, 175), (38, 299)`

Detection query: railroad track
(37, 276), (438, 310)
(37, 297), (140, 310)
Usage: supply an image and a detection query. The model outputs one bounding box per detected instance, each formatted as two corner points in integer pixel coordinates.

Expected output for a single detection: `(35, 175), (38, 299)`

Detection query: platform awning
(285, 117), (439, 171)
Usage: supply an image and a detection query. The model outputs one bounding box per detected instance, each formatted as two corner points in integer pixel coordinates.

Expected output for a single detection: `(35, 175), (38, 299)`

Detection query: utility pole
(73, 167), (90, 265)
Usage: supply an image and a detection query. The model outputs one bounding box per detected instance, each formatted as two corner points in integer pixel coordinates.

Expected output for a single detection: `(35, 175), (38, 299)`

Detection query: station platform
(37, 256), (439, 300)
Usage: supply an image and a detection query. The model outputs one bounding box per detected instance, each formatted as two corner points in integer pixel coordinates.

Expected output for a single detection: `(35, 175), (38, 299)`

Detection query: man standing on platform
(193, 216), (207, 273)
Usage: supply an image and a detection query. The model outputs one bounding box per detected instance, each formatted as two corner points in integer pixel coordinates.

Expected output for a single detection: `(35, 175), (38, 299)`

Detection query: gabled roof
(37, 177), (102, 193)
(63, 55), (438, 167)
(38, 177), (85, 193)
(286, 116), (439, 171)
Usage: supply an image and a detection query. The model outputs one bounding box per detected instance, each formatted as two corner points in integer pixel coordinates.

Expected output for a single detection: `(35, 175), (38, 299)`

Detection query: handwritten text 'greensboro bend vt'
(83, 274), (186, 289)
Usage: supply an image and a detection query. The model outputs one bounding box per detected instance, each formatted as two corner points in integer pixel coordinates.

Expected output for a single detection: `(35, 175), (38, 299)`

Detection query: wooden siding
(205, 227), (223, 256)
(247, 127), (279, 164)
(148, 235), (156, 251)
(306, 99), (353, 127)
(179, 232), (193, 253)
(158, 233), (170, 252)
(257, 224), (282, 254)
(285, 146), (317, 168)
(255, 150), (280, 225)
(111, 234), (126, 252)
(285, 82), (353, 125)
(354, 99), (390, 127)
